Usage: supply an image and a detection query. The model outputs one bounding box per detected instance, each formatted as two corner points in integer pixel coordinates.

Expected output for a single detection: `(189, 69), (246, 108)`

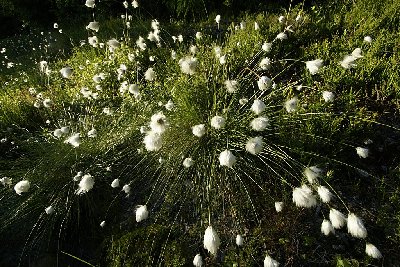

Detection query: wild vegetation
(0, 0), (399, 266)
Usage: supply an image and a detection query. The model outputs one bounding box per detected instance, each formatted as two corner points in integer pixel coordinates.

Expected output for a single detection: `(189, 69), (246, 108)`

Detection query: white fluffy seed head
(211, 116), (226, 129)
(60, 67), (73, 78)
(14, 180), (30, 195)
(219, 149), (236, 168)
(285, 97), (298, 113)
(321, 219), (335, 236)
(76, 174), (94, 195)
(317, 186), (332, 203)
(356, 147), (369, 158)
(122, 184), (131, 194)
(88, 128), (97, 138)
(203, 225), (220, 255)
(144, 68), (155, 81)
(251, 99), (266, 115)
(111, 179), (120, 188)
(183, 157), (194, 168)
(340, 55), (357, 69)
(264, 255), (279, 267)
(304, 166), (322, 184)
(262, 42), (272, 52)
(179, 57), (198, 75)
(136, 205), (149, 222)
(192, 124), (206, 137)
(363, 36), (373, 43)
(193, 254), (203, 267)
(65, 133), (81, 147)
(225, 80), (238, 93)
(257, 76), (272, 90)
(150, 112), (168, 133)
(305, 59), (323, 75)
(245, 136), (263, 155)
(236, 234), (244, 246)
(322, 91), (335, 102)
(54, 129), (63, 138)
(275, 202), (284, 212)
(45, 206), (54, 215)
(347, 213), (367, 238)
(143, 132), (163, 151)
(260, 58), (271, 70)
(292, 185), (317, 208)
(365, 243), (382, 259)
(329, 209), (346, 229)
(250, 117), (269, 131)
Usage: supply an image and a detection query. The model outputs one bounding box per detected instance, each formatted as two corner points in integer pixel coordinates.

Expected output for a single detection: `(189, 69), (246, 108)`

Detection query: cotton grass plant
(0, 0), (399, 266)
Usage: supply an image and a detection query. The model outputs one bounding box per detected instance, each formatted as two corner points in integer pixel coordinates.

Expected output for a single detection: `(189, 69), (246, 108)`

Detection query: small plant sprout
(347, 213), (367, 238)
(317, 186), (333, 203)
(329, 209), (346, 229)
(250, 116), (269, 131)
(219, 149), (237, 168)
(192, 124), (206, 137)
(321, 219), (335, 236)
(45, 206), (54, 215)
(225, 80), (238, 93)
(14, 180), (30, 195)
(264, 255), (279, 267)
(193, 254), (203, 267)
(251, 99), (266, 115)
(236, 234), (244, 246)
(322, 91), (335, 102)
(365, 243), (382, 259)
(245, 136), (263, 155)
(203, 225), (220, 255)
(136, 205), (149, 222)
(284, 97), (298, 113)
(258, 76), (272, 90)
(275, 202), (284, 212)
(292, 185), (317, 208)
(111, 179), (120, 188)
(76, 174), (94, 195)
(211, 115), (226, 129)
(305, 59), (323, 75)
(356, 147), (369, 158)
(100, 221), (106, 228)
